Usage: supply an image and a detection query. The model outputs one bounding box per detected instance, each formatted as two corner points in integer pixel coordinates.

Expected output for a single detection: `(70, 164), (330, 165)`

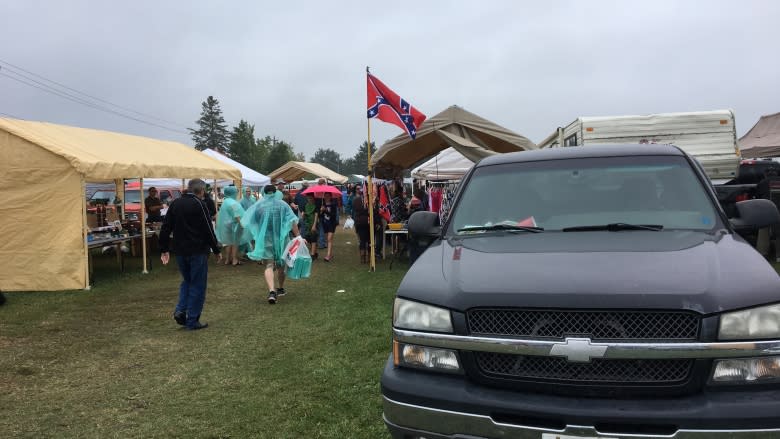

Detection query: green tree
(352, 141), (376, 175)
(264, 138), (296, 174)
(342, 157), (357, 175)
(253, 136), (271, 172)
(311, 148), (343, 174)
(228, 120), (256, 168)
(189, 96), (229, 153)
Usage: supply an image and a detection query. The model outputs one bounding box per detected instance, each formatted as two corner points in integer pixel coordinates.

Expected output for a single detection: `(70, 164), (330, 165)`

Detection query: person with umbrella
(302, 183), (341, 262)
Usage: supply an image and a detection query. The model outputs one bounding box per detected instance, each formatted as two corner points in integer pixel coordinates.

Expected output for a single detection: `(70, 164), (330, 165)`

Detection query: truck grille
(475, 353), (693, 383)
(467, 309), (700, 341)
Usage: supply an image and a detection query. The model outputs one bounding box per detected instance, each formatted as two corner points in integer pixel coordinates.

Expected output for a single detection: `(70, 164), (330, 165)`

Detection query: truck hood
(398, 231), (780, 314)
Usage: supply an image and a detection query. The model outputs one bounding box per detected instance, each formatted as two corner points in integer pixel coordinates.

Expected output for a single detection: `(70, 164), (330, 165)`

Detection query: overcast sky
(1, 0), (779, 161)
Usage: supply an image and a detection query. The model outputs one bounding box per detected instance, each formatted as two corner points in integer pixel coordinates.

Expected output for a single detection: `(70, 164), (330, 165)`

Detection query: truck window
(450, 155), (720, 234)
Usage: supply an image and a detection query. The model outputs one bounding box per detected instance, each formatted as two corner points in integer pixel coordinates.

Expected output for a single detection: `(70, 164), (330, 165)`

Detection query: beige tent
(371, 105), (537, 177)
(0, 117), (241, 292)
(740, 112), (780, 158)
(269, 161), (348, 184)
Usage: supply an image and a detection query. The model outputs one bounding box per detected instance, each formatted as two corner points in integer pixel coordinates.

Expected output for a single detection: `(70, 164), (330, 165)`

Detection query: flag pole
(366, 67), (376, 272)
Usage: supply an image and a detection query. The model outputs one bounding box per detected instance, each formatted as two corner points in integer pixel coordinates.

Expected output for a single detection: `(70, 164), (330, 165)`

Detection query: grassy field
(2, 235), (780, 439)
(0, 231), (405, 438)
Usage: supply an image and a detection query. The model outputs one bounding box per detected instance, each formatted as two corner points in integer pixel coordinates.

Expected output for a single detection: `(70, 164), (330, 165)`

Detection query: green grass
(3, 237), (779, 439)
(0, 231), (406, 438)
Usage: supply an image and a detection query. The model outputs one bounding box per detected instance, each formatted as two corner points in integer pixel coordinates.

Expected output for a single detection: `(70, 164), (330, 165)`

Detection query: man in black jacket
(159, 179), (222, 330)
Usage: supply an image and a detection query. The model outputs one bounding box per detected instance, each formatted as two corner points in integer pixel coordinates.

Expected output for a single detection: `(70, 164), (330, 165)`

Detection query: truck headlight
(719, 303), (780, 340)
(712, 356), (780, 383)
(393, 341), (462, 373)
(393, 298), (452, 333)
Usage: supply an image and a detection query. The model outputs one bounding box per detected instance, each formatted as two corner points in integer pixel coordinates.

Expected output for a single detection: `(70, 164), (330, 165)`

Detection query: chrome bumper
(384, 396), (780, 439)
(393, 328), (780, 360)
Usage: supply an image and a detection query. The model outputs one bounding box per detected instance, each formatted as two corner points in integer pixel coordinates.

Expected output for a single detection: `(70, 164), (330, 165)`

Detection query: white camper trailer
(538, 110), (741, 180)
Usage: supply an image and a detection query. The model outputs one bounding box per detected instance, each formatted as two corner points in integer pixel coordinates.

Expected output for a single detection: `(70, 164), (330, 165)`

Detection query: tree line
(189, 95), (375, 177)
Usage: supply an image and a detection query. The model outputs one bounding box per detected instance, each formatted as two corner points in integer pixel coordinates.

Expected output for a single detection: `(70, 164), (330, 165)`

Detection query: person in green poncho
(240, 187), (257, 210)
(215, 186), (250, 266)
(241, 185), (302, 304)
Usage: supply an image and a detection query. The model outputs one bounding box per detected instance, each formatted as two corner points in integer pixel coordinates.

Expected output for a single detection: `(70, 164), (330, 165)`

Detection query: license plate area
(542, 434), (616, 439)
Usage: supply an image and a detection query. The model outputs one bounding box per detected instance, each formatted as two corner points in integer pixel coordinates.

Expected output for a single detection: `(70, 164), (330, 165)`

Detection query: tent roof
(202, 148), (270, 186)
(411, 147), (474, 180)
(0, 117), (241, 180)
(740, 112), (780, 158)
(269, 161), (348, 184)
(371, 105), (536, 177)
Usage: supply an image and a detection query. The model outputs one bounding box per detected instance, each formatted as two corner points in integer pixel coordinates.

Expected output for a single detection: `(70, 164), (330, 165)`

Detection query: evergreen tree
(352, 141), (377, 175)
(253, 136), (271, 172)
(189, 96), (229, 153)
(311, 148), (343, 174)
(342, 157), (357, 175)
(228, 120), (256, 167)
(264, 138), (296, 174)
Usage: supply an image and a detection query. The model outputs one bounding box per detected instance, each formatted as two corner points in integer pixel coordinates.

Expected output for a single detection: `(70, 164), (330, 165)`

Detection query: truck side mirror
(408, 211), (441, 237)
(731, 199), (780, 230)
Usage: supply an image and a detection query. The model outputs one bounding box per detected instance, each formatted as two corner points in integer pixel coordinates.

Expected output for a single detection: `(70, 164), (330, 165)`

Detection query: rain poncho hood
(241, 195), (298, 264)
(223, 186), (238, 199)
(216, 189), (249, 246)
(240, 190), (257, 210)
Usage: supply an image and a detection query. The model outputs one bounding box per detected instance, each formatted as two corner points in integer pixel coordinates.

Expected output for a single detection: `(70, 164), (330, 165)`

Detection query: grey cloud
(1, 0), (778, 160)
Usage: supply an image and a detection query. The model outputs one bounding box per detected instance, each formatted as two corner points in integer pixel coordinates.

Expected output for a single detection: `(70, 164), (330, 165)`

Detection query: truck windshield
(449, 155), (720, 235)
(89, 189), (148, 204)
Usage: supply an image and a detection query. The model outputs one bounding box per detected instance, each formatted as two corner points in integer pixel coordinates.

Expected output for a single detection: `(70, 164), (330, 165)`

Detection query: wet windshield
(90, 190), (148, 203)
(449, 155), (719, 235)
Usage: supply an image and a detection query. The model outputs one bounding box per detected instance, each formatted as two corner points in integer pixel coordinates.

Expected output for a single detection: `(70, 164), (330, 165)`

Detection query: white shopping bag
(343, 217), (355, 230)
(283, 236), (308, 268)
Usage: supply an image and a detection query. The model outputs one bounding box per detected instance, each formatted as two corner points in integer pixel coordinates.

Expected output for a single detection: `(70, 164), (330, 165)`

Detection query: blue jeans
(174, 253), (209, 328)
(318, 220), (327, 249)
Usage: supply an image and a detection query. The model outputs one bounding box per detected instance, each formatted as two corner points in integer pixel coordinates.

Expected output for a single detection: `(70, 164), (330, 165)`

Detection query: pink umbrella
(301, 185), (341, 197)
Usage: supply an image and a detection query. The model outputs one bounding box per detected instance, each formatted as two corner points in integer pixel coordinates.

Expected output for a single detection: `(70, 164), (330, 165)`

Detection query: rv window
(564, 134), (578, 147)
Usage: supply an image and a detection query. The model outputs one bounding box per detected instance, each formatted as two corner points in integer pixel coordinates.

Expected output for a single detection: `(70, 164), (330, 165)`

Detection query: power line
(0, 70), (189, 135)
(0, 58), (188, 130)
(0, 110), (23, 119)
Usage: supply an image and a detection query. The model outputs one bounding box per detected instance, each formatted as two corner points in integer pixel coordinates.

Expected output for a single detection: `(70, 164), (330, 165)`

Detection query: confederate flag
(367, 72), (426, 139)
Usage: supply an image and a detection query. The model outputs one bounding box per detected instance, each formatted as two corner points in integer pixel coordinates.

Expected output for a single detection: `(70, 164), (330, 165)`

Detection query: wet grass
(0, 230), (406, 438)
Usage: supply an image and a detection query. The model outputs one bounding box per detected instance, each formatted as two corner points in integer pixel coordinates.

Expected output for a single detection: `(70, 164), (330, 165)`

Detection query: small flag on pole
(367, 71), (426, 139)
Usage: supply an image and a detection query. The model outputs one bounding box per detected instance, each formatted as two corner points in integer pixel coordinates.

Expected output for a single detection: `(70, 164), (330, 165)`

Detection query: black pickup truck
(381, 144), (780, 439)
(714, 158), (780, 218)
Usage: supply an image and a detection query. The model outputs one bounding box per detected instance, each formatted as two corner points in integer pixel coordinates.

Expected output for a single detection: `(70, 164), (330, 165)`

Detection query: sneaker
(276, 288), (286, 297)
(267, 291), (277, 304)
(173, 311), (186, 326)
(185, 322), (208, 331)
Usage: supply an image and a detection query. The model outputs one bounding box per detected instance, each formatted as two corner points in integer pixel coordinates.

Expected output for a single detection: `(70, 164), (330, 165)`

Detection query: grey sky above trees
(1, 0), (779, 161)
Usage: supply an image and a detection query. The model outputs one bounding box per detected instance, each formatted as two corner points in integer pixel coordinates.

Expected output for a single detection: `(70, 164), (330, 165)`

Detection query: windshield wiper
(562, 223), (664, 232)
(458, 224), (544, 233)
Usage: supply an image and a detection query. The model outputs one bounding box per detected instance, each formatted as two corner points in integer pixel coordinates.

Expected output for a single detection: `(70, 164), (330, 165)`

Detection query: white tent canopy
(202, 149), (270, 186)
(411, 147), (475, 180)
(121, 149), (270, 189)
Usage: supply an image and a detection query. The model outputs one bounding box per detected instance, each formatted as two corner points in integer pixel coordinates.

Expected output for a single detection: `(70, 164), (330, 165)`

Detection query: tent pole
(141, 177), (148, 274)
(367, 116), (376, 272)
(115, 178), (125, 220)
(82, 177), (91, 290)
(213, 178), (218, 207)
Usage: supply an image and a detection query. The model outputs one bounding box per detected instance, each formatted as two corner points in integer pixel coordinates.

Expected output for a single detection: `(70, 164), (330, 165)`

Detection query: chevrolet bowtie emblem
(549, 337), (608, 363)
